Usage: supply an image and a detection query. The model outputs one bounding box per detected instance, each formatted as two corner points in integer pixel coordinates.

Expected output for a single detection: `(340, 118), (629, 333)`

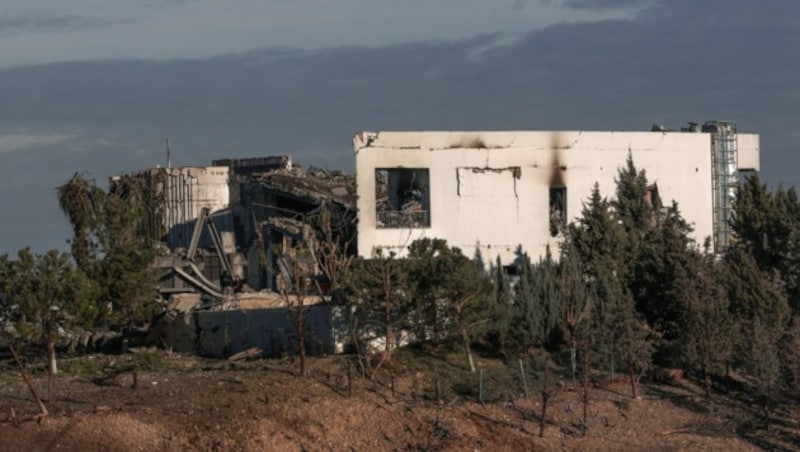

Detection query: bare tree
(407, 238), (491, 373)
(310, 202), (355, 293)
(7, 340), (48, 420)
(277, 236), (317, 377)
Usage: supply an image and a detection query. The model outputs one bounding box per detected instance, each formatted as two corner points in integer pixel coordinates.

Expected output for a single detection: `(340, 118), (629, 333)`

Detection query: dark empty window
(375, 168), (431, 228)
(549, 187), (566, 236)
(644, 184), (662, 209)
(738, 169), (756, 187)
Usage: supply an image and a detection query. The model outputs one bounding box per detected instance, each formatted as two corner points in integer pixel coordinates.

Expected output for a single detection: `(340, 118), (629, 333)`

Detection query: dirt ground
(0, 349), (798, 451)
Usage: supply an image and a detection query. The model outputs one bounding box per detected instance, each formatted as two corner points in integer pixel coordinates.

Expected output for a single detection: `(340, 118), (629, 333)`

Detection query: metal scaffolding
(704, 121), (739, 254)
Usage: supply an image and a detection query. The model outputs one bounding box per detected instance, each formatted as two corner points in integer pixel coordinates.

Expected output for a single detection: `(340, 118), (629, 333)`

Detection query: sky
(0, 0), (798, 253)
(0, 0), (637, 67)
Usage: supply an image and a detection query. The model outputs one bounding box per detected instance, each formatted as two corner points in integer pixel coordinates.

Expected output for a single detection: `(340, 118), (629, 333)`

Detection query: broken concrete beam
(166, 293), (202, 313)
(227, 347), (262, 362)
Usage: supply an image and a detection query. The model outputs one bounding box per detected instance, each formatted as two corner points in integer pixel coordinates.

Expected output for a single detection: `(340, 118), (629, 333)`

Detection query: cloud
(643, 0), (800, 25)
(1, 0), (799, 253)
(465, 32), (526, 62)
(0, 130), (75, 153)
(0, 0), (635, 68)
(545, 0), (651, 11)
(0, 14), (112, 35)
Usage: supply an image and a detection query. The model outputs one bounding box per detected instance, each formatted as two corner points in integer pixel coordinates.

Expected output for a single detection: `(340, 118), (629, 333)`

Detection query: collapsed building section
(238, 162), (356, 291)
(119, 156), (355, 298)
(116, 156), (356, 357)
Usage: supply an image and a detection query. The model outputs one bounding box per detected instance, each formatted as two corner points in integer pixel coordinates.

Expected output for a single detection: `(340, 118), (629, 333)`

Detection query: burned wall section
(548, 133), (568, 237)
(549, 187), (566, 237)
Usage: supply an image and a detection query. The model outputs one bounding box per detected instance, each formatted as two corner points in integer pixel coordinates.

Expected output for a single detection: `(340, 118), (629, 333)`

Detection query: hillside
(0, 350), (797, 450)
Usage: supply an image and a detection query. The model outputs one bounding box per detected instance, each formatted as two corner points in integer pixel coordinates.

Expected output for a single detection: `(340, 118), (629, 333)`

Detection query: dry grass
(0, 350), (797, 450)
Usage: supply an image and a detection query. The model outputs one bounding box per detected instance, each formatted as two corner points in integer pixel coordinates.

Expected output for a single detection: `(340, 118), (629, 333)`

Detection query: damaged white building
(354, 121), (759, 263)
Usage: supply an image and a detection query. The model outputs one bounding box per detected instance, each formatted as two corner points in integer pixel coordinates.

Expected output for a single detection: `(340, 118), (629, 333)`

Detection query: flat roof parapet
(212, 155), (293, 176)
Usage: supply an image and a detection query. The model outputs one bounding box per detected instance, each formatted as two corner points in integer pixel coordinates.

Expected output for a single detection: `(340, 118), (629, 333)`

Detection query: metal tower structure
(703, 121), (739, 254)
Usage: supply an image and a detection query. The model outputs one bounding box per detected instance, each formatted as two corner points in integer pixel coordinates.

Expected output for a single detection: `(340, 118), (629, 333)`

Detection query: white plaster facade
(354, 129), (760, 264)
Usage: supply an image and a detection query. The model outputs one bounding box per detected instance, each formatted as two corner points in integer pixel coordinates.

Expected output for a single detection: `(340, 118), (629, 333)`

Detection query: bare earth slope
(0, 352), (797, 451)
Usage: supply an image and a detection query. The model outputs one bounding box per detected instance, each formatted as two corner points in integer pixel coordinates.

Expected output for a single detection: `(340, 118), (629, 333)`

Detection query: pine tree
(557, 244), (594, 386)
(682, 252), (733, 394)
(507, 248), (559, 357)
(724, 247), (790, 407)
(565, 159), (661, 395)
(568, 184), (627, 374)
(632, 202), (696, 366)
(613, 154), (655, 241)
(2, 248), (99, 377)
(731, 174), (800, 314)
(57, 173), (159, 328)
(486, 256), (512, 356)
(781, 316), (800, 393)
(730, 173), (775, 265)
(98, 190), (159, 326)
(407, 238), (492, 372)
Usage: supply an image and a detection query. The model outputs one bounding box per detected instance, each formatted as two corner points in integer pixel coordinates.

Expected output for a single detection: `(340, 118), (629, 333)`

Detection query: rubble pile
(250, 165), (356, 208)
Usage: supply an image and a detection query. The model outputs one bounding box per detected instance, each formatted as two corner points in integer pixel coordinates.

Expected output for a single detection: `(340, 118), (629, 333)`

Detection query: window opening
(375, 168), (431, 228)
(549, 187), (566, 236)
(738, 169), (756, 188)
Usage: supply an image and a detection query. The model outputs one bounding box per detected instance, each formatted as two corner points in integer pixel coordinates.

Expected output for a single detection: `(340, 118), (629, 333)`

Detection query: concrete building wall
(195, 305), (348, 358)
(737, 134), (760, 170)
(112, 165), (232, 250)
(160, 166), (231, 250)
(354, 130), (760, 264)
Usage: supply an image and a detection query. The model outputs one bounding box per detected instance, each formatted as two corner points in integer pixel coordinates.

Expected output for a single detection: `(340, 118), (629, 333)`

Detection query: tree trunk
(461, 326), (476, 373)
(539, 359), (549, 438)
(570, 346), (577, 387)
(298, 306), (306, 377)
(702, 349), (712, 396)
(384, 293), (394, 361)
(8, 342), (48, 418)
(47, 338), (58, 376)
(609, 347), (615, 381)
(624, 320), (638, 399)
(46, 337), (57, 402)
(582, 348), (589, 436)
(628, 360), (638, 399)
(384, 320), (394, 361)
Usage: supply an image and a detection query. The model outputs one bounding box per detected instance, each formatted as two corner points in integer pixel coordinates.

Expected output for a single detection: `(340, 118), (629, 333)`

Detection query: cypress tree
(568, 184), (626, 375)
(486, 256), (512, 356)
(731, 174), (800, 315)
(724, 247), (790, 407)
(507, 248), (559, 356)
